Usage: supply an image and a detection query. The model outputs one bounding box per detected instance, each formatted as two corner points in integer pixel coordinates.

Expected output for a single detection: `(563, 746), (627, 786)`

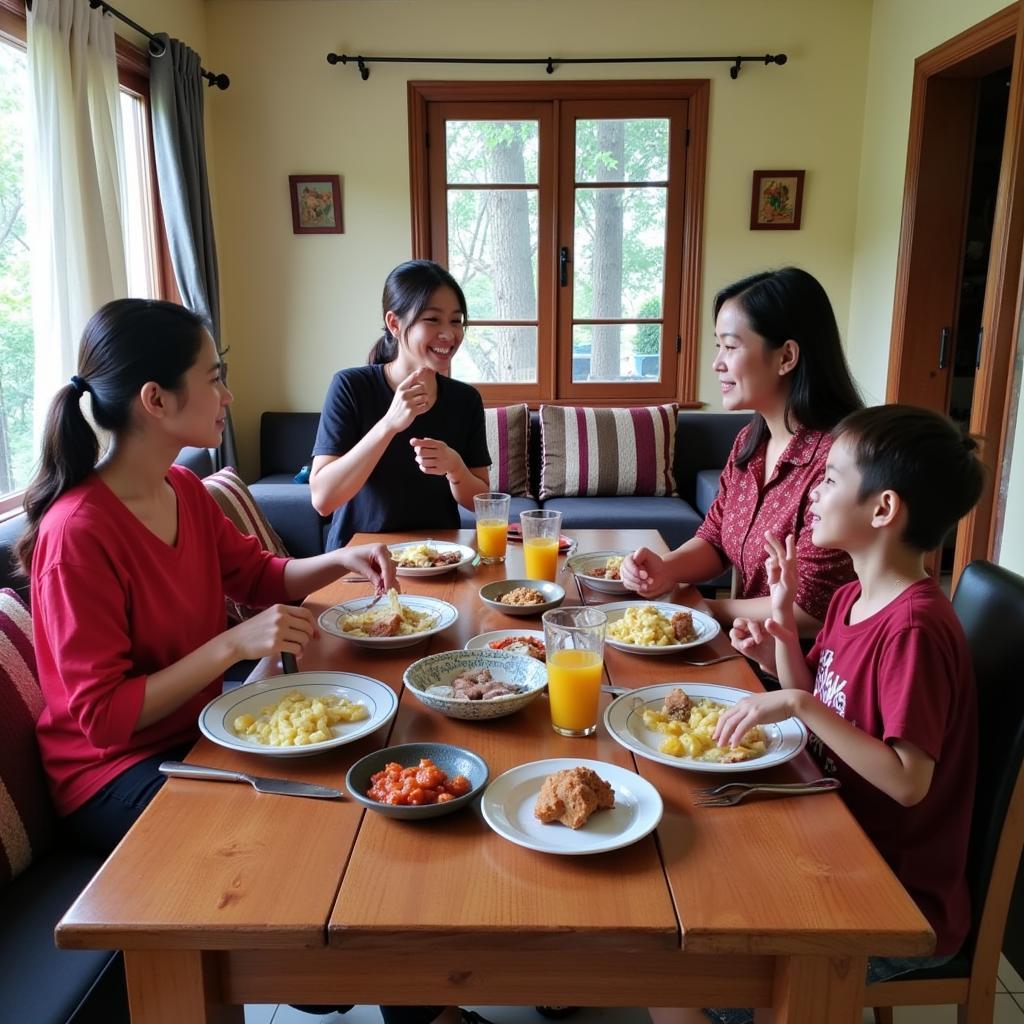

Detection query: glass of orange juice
(520, 509), (562, 581)
(542, 607), (607, 737)
(474, 492), (511, 563)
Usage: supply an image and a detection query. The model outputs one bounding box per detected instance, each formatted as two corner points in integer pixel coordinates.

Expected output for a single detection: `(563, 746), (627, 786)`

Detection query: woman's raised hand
(621, 546), (673, 596)
(409, 436), (462, 478)
(384, 366), (435, 433)
(226, 604), (317, 661)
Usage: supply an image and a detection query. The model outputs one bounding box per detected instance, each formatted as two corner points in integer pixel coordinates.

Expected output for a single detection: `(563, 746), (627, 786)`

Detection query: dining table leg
(124, 949), (243, 1024)
(755, 954), (867, 1023)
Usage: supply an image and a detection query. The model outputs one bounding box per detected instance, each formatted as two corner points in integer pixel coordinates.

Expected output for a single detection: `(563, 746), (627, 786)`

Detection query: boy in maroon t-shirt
(719, 405), (986, 974)
(649, 407), (986, 1024)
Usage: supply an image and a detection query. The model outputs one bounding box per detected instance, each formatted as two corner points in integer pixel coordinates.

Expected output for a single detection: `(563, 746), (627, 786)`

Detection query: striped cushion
(484, 404), (530, 497)
(202, 467), (288, 622)
(0, 589), (56, 884)
(538, 404), (678, 499)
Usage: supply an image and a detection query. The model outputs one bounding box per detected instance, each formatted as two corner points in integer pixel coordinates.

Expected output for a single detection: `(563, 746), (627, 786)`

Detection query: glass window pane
(447, 189), (538, 321)
(0, 40), (35, 496)
(119, 89), (159, 299)
(572, 323), (662, 383)
(446, 121), (539, 184)
(575, 119), (669, 183)
(452, 325), (537, 384)
(572, 186), (666, 320)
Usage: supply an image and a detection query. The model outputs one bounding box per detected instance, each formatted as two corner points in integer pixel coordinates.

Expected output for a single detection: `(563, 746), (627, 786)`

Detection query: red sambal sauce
(367, 757), (472, 805)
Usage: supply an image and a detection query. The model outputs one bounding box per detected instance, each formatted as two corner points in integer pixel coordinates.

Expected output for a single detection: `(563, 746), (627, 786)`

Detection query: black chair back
(952, 560), (1024, 954)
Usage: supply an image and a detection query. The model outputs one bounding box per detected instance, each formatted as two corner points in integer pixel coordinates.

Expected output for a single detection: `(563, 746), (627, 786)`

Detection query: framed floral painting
(750, 170), (804, 230)
(289, 174), (343, 234)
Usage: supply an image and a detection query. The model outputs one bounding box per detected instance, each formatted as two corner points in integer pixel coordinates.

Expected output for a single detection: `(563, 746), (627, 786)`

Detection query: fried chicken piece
(534, 767), (615, 829)
(434, 551), (462, 566)
(663, 687), (693, 722)
(367, 612), (403, 637)
(671, 610), (696, 643)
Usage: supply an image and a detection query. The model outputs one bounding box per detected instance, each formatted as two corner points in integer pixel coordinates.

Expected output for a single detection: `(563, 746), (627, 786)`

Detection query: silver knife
(159, 761), (342, 799)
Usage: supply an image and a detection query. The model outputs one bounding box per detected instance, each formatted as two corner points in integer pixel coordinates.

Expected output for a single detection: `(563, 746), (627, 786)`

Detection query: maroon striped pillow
(0, 589), (56, 883)
(484, 404), (530, 497)
(202, 467), (289, 622)
(539, 404), (678, 499)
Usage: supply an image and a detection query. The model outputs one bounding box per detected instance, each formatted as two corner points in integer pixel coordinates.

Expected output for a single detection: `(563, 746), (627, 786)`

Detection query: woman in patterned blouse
(622, 267), (862, 635)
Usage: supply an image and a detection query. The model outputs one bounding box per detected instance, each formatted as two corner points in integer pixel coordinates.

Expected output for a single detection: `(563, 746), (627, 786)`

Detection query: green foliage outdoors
(0, 40), (34, 495)
(445, 117), (668, 383)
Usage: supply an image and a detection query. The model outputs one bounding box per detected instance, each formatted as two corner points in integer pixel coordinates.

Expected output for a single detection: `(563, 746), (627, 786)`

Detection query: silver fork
(678, 652), (744, 667)
(693, 777), (840, 807)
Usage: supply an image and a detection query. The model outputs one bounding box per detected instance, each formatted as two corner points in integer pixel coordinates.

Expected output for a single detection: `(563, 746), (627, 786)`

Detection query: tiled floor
(244, 953), (1024, 1024)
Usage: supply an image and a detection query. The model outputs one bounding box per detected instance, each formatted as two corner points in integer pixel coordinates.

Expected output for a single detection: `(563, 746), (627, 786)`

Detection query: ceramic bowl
(345, 742), (488, 819)
(478, 579), (565, 617)
(403, 648), (548, 721)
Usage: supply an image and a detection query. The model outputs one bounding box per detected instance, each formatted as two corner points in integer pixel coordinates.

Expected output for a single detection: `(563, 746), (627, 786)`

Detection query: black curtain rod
(24, 0), (230, 89)
(327, 52), (787, 81)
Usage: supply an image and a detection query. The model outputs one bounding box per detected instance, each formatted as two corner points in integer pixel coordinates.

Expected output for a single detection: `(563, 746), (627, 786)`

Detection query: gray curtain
(150, 33), (238, 468)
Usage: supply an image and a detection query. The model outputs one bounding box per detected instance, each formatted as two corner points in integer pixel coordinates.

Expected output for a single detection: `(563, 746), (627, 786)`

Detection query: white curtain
(25, 0), (127, 439)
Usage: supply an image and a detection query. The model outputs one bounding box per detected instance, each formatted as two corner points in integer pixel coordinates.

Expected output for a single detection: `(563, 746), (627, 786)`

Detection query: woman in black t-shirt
(310, 260), (490, 549)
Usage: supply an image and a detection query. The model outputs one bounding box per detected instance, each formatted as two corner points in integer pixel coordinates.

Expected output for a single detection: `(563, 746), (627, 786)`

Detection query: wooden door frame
(888, 3), (1022, 583)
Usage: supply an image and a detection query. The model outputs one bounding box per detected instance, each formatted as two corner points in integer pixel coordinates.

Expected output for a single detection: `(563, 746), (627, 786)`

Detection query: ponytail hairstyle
(16, 298), (207, 574)
(713, 267), (863, 468)
(367, 259), (468, 365)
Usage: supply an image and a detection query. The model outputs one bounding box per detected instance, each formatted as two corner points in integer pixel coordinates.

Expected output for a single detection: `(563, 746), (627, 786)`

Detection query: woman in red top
(622, 267), (861, 634)
(17, 299), (396, 854)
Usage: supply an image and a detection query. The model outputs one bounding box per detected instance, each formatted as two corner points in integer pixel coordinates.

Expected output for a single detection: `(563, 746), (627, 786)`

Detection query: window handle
(559, 246), (570, 287)
(938, 326), (950, 370)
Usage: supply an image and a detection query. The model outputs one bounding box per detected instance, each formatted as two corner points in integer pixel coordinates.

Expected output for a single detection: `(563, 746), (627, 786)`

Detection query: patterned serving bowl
(403, 648), (548, 721)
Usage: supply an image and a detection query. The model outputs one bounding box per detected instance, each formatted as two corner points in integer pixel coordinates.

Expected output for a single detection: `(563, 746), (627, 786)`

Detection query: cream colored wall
(848, 0), (1024, 574)
(847, 0), (1008, 403)
(199, 0), (872, 479)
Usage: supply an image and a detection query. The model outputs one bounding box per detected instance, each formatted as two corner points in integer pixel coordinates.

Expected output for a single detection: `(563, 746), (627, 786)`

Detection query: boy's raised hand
(764, 531), (798, 622)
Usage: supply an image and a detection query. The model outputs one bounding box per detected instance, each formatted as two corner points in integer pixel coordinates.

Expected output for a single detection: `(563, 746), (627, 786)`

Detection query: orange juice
(523, 536), (559, 580)
(476, 519), (508, 561)
(547, 649), (603, 733)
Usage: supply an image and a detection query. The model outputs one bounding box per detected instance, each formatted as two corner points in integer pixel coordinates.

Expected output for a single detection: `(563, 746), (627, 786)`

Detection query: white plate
(566, 549), (632, 595)
(318, 595), (458, 649)
(603, 682), (808, 773)
(481, 757), (663, 855)
(601, 601), (721, 654)
(198, 672), (398, 758)
(388, 540), (475, 576)
(464, 629), (546, 658)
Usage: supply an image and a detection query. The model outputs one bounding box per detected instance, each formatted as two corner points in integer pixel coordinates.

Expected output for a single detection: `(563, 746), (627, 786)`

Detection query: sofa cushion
(539, 404), (677, 499)
(203, 467), (289, 622)
(248, 481), (326, 561)
(695, 468), (724, 518)
(0, 848), (118, 1023)
(540, 495), (703, 551)
(0, 589), (56, 883)
(484, 404), (531, 497)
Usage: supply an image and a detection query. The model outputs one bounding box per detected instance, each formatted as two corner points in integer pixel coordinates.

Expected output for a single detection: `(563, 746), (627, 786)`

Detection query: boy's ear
(870, 489), (903, 530)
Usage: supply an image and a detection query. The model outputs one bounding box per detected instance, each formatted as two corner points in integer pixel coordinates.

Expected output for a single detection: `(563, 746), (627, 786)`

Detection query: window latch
(559, 246), (570, 287)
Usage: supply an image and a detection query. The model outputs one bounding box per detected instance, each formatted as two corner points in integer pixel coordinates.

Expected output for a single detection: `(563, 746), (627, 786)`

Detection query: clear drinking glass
(474, 492), (511, 564)
(520, 508), (562, 582)
(543, 607), (607, 737)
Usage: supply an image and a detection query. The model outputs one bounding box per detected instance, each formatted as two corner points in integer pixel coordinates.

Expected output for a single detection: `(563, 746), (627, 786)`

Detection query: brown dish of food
(534, 766), (615, 829)
(499, 586), (546, 607)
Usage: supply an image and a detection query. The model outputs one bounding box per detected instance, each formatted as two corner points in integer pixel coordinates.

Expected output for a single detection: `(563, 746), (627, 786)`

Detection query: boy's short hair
(834, 404), (985, 551)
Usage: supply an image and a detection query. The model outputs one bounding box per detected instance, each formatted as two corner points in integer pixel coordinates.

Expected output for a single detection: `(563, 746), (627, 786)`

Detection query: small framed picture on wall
(289, 174), (343, 234)
(750, 170), (805, 230)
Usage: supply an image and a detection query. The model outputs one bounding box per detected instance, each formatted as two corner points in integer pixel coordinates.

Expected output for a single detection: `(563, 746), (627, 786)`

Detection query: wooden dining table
(56, 529), (934, 1024)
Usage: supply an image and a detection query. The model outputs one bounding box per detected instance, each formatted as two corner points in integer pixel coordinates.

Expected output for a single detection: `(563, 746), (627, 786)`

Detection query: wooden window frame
(408, 79), (709, 408)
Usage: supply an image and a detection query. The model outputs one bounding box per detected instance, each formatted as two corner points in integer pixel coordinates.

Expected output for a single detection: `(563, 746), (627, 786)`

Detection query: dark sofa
(250, 409), (751, 558)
